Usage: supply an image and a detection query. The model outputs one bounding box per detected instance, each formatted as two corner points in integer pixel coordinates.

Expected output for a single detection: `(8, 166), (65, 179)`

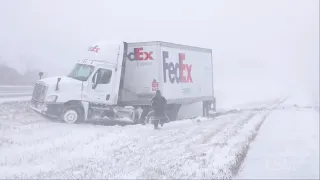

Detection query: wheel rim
(64, 110), (78, 124)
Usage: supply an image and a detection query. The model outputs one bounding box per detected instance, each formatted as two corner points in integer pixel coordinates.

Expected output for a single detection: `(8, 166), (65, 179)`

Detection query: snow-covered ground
(0, 96), (319, 179)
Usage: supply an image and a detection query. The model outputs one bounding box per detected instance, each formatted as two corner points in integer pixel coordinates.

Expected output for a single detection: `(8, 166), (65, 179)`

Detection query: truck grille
(31, 83), (47, 103)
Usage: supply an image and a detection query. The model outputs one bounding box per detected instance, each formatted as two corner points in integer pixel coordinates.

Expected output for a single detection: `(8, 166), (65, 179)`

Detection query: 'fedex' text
(163, 51), (193, 84)
(128, 48), (153, 61)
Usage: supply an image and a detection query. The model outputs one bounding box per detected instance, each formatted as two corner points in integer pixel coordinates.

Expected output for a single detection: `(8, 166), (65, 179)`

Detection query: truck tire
(140, 107), (151, 125)
(61, 105), (84, 124)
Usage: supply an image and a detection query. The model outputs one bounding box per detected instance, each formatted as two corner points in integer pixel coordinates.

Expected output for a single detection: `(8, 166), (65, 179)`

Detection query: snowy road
(237, 102), (319, 179)
(0, 98), (318, 179)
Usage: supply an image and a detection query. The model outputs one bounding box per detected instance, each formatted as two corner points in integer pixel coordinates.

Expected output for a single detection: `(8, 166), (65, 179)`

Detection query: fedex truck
(30, 41), (216, 124)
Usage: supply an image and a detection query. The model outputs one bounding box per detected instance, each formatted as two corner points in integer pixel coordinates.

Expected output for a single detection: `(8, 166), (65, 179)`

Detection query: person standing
(151, 90), (167, 130)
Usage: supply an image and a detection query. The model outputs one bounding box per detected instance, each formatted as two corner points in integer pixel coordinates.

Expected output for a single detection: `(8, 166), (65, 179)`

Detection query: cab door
(91, 68), (116, 105)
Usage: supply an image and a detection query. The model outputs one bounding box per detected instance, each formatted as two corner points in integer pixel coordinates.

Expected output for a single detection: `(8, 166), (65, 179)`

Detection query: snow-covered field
(0, 97), (319, 179)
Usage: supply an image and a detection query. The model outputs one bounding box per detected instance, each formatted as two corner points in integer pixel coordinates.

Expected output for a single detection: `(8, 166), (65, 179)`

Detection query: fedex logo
(88, 45), (100, 53)
(127, 47), (153, 61)
(163, 51), (193, 84)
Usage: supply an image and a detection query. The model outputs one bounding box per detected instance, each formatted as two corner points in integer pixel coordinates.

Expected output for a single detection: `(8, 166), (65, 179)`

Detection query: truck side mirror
(92, 73), (98, 89)
(39, 72), (44, 79)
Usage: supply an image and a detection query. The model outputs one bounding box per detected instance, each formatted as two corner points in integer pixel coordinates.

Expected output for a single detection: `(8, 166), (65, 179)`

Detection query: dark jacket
(151, 90), (167, 117)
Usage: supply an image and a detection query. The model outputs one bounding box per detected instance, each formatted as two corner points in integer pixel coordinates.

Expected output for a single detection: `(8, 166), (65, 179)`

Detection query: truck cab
(30, 41), (129, 123)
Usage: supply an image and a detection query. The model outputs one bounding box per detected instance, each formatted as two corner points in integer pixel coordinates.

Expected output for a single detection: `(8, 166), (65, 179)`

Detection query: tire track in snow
(159, 111), (252, 148)
(189, 110), (272, 179)
(200, 113), (256, 145)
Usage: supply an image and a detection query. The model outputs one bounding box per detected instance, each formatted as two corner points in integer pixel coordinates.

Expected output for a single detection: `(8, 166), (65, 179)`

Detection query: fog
(0, 0), (319, 106)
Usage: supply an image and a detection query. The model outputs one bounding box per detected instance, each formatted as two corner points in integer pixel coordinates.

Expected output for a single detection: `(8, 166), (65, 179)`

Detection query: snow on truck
(30, 41), (216, 124)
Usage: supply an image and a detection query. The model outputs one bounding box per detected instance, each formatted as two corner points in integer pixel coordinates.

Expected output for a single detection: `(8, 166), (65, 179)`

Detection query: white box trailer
(30, 41), (215, 124)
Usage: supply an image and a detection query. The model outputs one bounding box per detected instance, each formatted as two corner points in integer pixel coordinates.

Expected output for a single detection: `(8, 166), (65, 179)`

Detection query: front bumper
(30, 102), (63, 118)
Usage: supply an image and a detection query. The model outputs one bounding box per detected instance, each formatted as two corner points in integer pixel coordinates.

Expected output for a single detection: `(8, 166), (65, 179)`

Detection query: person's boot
(160, 117), (166, 127)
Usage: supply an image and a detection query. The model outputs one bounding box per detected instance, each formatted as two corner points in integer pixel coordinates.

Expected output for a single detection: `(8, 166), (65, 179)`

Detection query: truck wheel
(145, 111), (154, 124)
(139, 108), (150, 125)
(61, 105), (83, 124)
(145, 112), (170, 125)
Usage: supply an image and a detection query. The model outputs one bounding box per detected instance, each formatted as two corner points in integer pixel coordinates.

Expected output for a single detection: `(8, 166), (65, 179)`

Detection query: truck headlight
(45, 95), (58, 103)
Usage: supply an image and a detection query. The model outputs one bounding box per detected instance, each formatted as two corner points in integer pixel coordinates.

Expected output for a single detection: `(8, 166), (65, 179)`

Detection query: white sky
(0, 0), (319, 103)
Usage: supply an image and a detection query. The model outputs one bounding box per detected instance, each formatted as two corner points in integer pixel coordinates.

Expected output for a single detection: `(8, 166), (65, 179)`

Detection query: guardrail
(0, 86), (33, 98)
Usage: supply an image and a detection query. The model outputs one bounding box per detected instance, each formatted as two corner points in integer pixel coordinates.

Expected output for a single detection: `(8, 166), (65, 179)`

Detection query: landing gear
(203, 99), (216, 117)
(165, 104), (180, 121)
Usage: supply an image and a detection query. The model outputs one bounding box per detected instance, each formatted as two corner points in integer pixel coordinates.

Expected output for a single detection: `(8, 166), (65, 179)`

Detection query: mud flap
(81, 101), (89, 121)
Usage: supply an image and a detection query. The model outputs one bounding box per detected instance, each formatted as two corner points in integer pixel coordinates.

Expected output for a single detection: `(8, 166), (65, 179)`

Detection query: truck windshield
(68, 63), (94, 81)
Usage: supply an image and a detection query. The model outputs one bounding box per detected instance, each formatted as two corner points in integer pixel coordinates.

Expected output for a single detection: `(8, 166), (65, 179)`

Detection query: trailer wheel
(61, 105), (83, 124)
(140, 108), (151, 125)
(145, 111), (170, 125)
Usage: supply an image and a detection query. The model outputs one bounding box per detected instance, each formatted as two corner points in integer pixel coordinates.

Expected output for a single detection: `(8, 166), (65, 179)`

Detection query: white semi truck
(30, 41), (216, 124)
